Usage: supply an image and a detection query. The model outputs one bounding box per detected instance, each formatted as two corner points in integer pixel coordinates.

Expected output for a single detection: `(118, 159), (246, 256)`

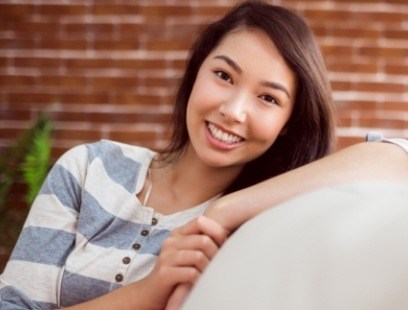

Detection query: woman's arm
(206, 141), (408, 231)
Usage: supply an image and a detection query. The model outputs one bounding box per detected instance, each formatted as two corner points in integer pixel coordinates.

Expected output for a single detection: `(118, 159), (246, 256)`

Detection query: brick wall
(1, 0), (408, 156)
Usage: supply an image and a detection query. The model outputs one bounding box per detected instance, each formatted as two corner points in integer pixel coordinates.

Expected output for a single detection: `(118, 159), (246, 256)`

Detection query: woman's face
(186, 28), (297, 170)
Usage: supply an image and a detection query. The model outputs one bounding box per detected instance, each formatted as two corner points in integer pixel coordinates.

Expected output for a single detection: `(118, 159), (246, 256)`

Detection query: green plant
(0, 112), (52, 247)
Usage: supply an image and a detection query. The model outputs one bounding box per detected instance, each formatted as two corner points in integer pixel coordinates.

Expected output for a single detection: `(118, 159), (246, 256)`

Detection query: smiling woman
(0, 1), (407, 310)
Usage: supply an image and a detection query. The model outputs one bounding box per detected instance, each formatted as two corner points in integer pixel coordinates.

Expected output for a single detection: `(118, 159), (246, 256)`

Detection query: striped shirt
(0, 140), (215, 309)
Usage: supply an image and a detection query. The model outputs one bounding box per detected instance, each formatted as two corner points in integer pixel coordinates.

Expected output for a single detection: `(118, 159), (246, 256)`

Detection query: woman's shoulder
(55, 140), (155, 170)
(84, 139), (156, 164)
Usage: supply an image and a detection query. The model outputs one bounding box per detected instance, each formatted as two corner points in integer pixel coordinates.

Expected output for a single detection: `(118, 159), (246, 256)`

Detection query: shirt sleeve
(366, 132), (408, 155)
(0, 144), (89, 309)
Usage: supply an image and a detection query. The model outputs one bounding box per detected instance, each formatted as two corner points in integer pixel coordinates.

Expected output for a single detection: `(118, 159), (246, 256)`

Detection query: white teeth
(207, 122), (243, 144)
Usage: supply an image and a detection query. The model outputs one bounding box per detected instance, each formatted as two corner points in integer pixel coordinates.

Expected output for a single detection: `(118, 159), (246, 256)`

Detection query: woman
(1, 1), (407, 309)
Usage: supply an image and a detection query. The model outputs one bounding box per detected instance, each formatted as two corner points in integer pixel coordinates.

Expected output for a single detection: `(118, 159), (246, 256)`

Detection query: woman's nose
(219, 94), (247, 123)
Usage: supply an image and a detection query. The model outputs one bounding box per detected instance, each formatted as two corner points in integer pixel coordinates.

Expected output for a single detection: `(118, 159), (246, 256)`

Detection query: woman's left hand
(164, 215), (230, 309)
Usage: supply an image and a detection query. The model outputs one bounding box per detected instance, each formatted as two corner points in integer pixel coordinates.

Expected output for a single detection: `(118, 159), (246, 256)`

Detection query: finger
(165, 284), (192, 310)
(158, 247), (209, 273)
(174, 250), (210, 272)
(157, 266), (201, 288)
(162, 234), (219, 260)
(175, 216), (229, 246)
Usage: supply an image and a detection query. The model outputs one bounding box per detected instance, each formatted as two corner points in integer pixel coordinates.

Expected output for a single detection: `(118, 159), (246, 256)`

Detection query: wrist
(205, 197), (235, 232)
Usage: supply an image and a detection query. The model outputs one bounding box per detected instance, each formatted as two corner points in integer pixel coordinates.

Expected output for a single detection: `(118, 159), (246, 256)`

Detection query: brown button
(151, 218), (158, 226)
(122, 257), (131, 264)
(115, 274), (123, 282)
(132, 243), (141, 250)
(141, 229), (149, 236)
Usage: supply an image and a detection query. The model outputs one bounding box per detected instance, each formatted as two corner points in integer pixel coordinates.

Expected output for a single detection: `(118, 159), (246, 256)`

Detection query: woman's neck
(149, 147), (243, 214)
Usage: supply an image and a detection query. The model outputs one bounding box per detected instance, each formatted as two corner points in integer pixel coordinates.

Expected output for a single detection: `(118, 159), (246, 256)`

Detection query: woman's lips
(205, 121), (244, 146)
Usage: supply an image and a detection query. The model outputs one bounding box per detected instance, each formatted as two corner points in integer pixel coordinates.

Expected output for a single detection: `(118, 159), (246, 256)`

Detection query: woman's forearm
(65, 278), (152, 310)
(206, 142), (408, 231)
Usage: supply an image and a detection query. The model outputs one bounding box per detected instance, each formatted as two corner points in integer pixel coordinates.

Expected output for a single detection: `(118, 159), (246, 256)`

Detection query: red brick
(64, 22), (115, 38)
(303, 9), (352, 24)
(8, 92), (57, 105)
(142, 5), (193, 18)
(384, 29), (408, 40)
(320, 44), (354, 58)
(112, 92), (166, 105)
(40, 38), (88, 50)
(6, 21), (62, 35)
(118, 23), (142, 38)
(50, 111), (170, 124)
(331, 81), (352, 91)
(354, 81), (404, 93)
(0, 108), (31, 121)
(109, 129), (159, 142)
(39, 75), (88, 88)
(39, 5), (87, 16)
(358, 46), (408, 58)
(93, 4), (141, 16)
(170, 59), (188, 71)
(0, 37), (37, 50)
(326, 61), (379, 74)
(0, 126), (28, 140)
(65, 57), (114, 70)
(146, 39), (191, 51)
(329, 26), (381, 40)
(143, 77), (177, 88)
(89, 76), (137, 89)
(195, 5), (230, 17)
(0, 4), (35, 19)
(385, 63), (408, 75)
(13, 57), (60, 69)
(358, 116), (407, 129)
(52, 128), (103, 141)
(354, 11), (405, 24)
(0, 74), (37, 87)
(337, 100), (380, 112)
(378, 101), (408, 111)
(59, 92), (110, 105)
(113, 59), (167, 70)
(93, 39), (140, 51)
(0, 56), (9, 67)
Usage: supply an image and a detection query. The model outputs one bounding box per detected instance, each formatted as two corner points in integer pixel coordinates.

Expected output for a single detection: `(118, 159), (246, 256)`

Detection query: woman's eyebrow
(214, 54), (291, 99)
(261, 81), (291, 99)
(214, 55), (242, 74)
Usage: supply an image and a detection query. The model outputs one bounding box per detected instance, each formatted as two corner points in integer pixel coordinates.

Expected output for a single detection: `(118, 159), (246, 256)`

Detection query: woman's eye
(215, 71), (232, 84)
(259, 94), (278, 105)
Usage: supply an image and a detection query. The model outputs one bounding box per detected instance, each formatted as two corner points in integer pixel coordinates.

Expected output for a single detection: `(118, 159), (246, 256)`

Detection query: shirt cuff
(366, 132), (408, 154)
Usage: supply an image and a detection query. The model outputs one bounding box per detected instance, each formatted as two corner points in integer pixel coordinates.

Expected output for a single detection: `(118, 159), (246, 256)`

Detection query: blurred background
(0, 0), (407, 269)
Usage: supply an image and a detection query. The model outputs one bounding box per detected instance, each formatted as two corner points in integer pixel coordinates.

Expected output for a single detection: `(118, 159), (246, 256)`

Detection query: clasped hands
(140, 212), (230, 310)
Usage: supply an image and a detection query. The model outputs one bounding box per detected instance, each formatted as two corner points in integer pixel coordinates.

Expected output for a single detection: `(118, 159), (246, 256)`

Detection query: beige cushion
(183, 181), (408, 310)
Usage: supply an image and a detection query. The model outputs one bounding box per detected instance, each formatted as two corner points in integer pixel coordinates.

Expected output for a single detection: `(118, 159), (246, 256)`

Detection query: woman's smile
(205, 121), (245, 147)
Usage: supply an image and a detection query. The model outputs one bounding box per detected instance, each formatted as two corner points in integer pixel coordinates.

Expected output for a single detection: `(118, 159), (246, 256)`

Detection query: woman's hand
(140, 215), (229, 310)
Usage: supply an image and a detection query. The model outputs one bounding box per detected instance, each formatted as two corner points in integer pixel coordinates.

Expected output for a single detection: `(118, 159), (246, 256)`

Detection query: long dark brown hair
(161, 0), (336, 194)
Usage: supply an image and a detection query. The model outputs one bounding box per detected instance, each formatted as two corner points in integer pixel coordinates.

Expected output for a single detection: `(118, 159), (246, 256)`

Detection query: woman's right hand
(138, 215), (229, 310)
